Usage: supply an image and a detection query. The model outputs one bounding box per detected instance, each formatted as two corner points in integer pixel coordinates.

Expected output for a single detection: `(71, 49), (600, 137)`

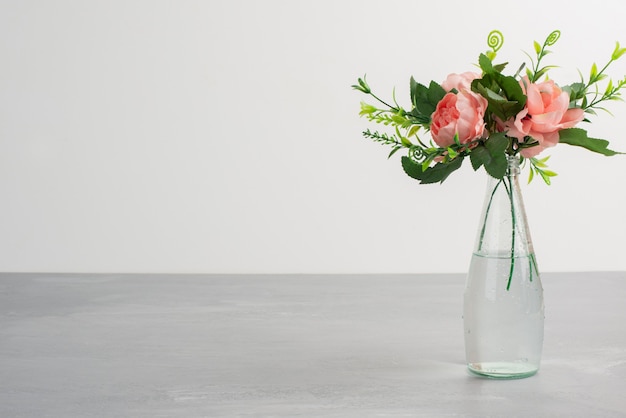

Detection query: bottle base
(467, 362), (539, 379)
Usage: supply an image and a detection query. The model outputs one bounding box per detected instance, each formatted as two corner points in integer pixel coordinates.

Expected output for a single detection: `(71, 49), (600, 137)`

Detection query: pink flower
(501, 76), (584, 157)
(441, 72), (482, 92)
(431, 91), (488, 147)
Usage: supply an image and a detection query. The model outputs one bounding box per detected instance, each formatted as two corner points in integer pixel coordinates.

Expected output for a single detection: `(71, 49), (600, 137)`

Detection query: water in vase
(464, 252), (544, 379)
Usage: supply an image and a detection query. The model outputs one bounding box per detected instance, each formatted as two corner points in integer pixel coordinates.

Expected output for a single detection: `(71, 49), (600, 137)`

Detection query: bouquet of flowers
(353, 30), (625, 184)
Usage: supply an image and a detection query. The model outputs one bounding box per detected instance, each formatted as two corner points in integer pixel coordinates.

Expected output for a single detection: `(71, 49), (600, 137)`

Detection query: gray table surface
(1, 272), (625, 418)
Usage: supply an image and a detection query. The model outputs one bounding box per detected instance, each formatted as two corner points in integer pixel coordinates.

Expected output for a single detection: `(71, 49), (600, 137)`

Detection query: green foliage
(526, 30), (561, 82)
(362, 110), (413, 128)
(351, 76), (371, 94)
(526, 156), (557, 185)
(561, 82), (586, 102)
(478, 54), (495, 74)
(401, 155), (464, 184)
(353, 29), (626, 187)
(471, 73), (526, 121)
(359, 102), (377, 116)
(362, 129), (401, 146)
(558, 128), (621, 156)
(469, 133), (509, 179)
(400, 156), (423, 180)
(563, 42), (626, 115)
(409, 78), (446, 125)
(612, 42), (626, 60)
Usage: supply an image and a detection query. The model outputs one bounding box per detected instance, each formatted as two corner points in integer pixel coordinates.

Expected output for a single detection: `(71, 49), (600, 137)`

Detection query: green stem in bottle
(529, 253), (538, 283)
(502, 176), (516, 291)
(477, 179), (503, 252)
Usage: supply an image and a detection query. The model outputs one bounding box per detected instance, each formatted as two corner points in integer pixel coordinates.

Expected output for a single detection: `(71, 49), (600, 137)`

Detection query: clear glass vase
(463, 155), (544, 379)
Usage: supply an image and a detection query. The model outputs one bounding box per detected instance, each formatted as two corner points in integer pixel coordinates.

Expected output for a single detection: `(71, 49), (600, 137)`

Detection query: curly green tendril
(487, 30), (504, 52)
(545, 30), (561, 46)
(410, 147), (426, 161)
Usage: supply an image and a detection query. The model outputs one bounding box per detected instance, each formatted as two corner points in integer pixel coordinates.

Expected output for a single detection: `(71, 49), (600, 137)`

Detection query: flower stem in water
(503, 177), (516, 291)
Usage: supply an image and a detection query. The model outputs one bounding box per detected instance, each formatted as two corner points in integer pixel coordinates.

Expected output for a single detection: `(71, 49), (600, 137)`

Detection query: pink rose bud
(431, 91), (488, 147)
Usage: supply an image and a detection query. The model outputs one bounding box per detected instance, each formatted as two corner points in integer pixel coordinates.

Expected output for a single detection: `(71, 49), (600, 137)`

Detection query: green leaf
(401, 156), (465, 184)
(533, 40), (542, 54)
(534, 65), (557, 81)
(559, 128), (622, 156)
(410, 79), (446, 124)
(468, 135), (509, 179)
(401, 156), (424, 180)
(471, 75), (525, 121)
(483, 153), (508, 179)
(485, 132), (509, 153)
(482, 133), (509, 179)
(388, 146), (402, 159)
(498, 75), (527, 108)
(612, 42), (626, 60)
(590, 63), (598, 79)
(399, 136), (412, 147)
(470, 144), (489, 170)
(493, 62), (508, 73)
(409, 77), (420, 108)
(406, 110), (431, 125)
(605, 79), (614, 96)
(352, 76), (371, 94)
(391, 114), (410, 127)
(359, 102), (377, 116)
(419, 156), (465, 184)
(427, 81), (446, 106)
(562, 82), (586, 101)
(538, 170), (552, 185)
(407, 125), (420, 138)
(411, 80), (434, 116)
(479, 53), (494, 74)
(473, 82), (506, 102)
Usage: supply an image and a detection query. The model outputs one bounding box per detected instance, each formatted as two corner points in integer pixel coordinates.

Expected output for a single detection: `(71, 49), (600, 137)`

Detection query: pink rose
(431, 91), (488, 147)
(441, 72), (482, 92)
(501, 76), (584, 157)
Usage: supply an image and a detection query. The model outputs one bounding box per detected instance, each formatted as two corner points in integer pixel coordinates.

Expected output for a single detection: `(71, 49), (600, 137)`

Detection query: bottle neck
(506, 155), (521, 177)
(476, 153), (533, 258)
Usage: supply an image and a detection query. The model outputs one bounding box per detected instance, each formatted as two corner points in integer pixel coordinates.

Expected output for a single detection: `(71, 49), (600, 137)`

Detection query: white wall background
(1, 0), (625, 274)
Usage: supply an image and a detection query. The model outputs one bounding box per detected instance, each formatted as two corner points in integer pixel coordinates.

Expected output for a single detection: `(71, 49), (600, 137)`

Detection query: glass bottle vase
(463, 155), (544, 379)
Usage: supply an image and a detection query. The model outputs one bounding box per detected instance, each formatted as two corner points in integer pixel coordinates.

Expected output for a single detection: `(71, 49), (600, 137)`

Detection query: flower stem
(477, 179), (503, 252)
(503, 177), (516, 291)
(368, 92), (399, 112)
(529, 253), (536, 283)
